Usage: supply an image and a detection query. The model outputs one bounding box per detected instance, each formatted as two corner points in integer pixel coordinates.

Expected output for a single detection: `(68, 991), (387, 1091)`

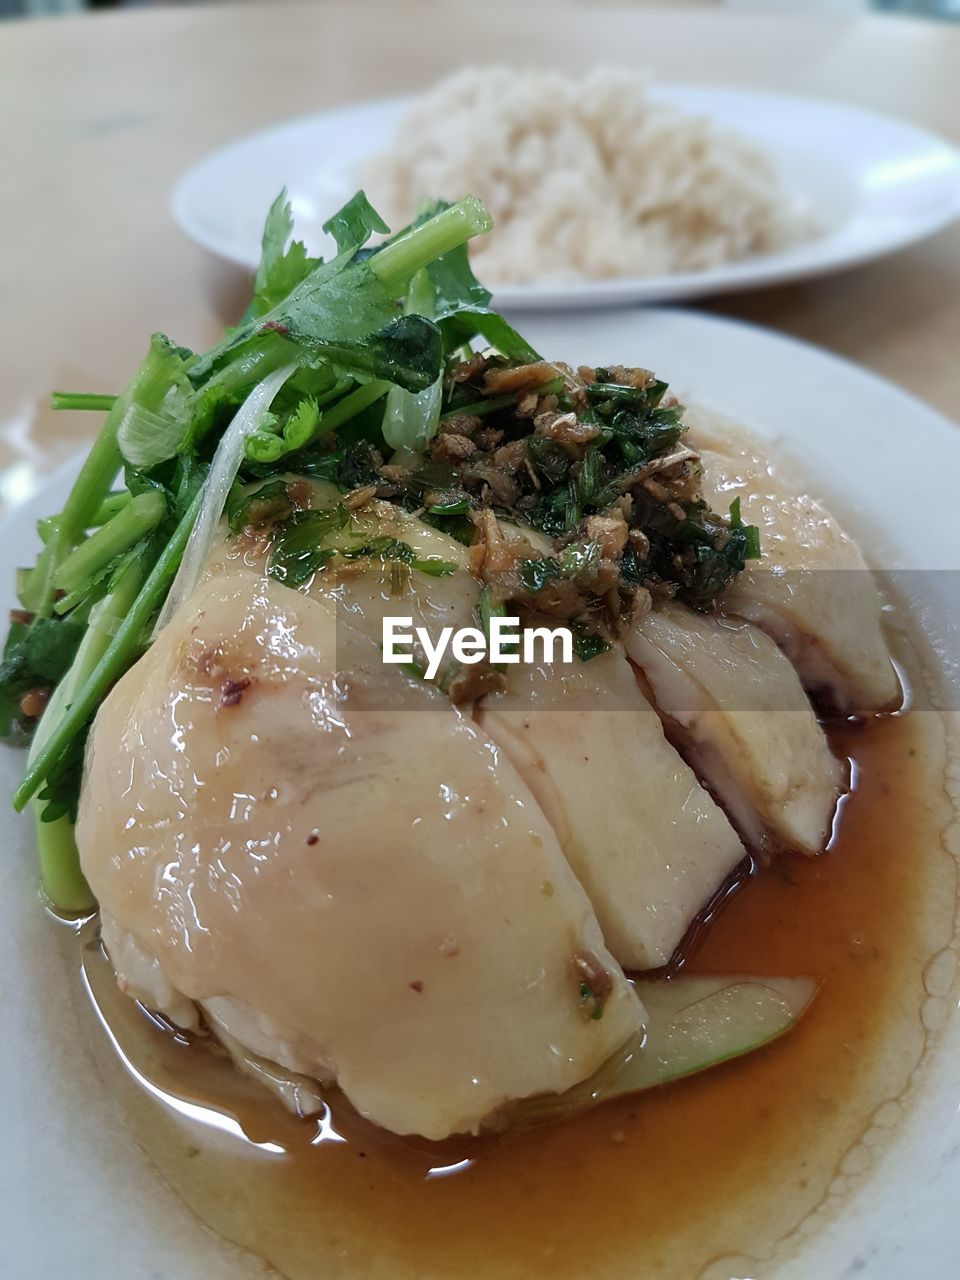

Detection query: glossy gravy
(67, 632), (954, 1280)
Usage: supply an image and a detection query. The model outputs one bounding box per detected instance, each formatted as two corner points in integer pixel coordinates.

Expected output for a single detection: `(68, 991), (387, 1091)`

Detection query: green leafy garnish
(322, 189), (390, 255)
(343, 537), (456, 577)
(382, 269), (443, 451)
(267, 506), (348, 585)
(571, 622), (610, 663)
(729, 496), (762, 560)
(0, 617), (85, 738)
(427, 496), (469, 516)
(113, 333), (198, 469)
(519, 557), (561, 593)
(226, 478), (294, 533)
(243, 396), (321, 464)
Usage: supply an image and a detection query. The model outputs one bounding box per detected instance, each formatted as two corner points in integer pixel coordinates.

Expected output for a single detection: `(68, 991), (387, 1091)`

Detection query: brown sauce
(66, 629), (955, 1280)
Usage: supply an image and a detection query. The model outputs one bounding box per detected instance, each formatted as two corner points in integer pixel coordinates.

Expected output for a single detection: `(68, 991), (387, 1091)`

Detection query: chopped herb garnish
(571, 622), (610, 663)
(526, 435), (571, 487)
(439, 393), (515, 421)
(744, 525), (762, 560)
(413, 557), (457, 577)
(420, 511), (475, 545)
(0, 616), (85, 739)
(227, 478), (294, 533)
(519, 557), (561, 593)
(729, 497), (762, 561)
(342, 537), (456, 577)
(267, 507), (347, 585)
(427, 496), (469, 516)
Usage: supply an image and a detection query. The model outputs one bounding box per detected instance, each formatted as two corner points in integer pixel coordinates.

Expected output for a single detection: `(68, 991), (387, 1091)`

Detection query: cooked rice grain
(362, 66), (813, 284)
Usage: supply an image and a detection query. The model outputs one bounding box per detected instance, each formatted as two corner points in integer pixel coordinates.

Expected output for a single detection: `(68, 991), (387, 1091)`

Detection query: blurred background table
(1, 0), (958, 508)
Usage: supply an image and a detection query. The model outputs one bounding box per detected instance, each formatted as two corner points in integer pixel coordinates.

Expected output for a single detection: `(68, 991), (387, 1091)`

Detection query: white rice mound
(362, 66), (813, 284)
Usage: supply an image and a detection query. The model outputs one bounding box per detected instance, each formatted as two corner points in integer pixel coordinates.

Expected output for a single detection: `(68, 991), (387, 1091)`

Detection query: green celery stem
(89, 491), (133, 527)
(203, 330), (299, 397)
(440, 394), (514, 420)
(14, 488), (204, 812)
(56, 405), (124, 533)
(25, 554), (146, 909)
(51, 392), (118, 413)
(317, 381), (390, 435)
(34, 808), (95, 914)
(53, 490), (166, 595)
(35, 398), (126, 617)
(370, 196), (492, 295)
(187, 318), (301, 389)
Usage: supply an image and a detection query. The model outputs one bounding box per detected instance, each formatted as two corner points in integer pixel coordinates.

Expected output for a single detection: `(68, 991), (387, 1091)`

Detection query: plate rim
(170, 83), (960, 310)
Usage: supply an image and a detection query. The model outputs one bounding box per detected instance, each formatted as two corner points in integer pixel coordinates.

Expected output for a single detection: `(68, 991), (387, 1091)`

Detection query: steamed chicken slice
(477, 641), (745, 970)
(688, 411), (899, 715)
(76, 558), (642, 1140)
(244, 479), (482, 684)
(313, 486), (478, 631)
(626, 603), (843, 855)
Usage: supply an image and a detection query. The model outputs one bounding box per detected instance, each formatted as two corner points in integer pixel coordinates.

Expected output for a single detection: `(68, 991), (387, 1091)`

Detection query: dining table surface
(1, 0), (959, 514)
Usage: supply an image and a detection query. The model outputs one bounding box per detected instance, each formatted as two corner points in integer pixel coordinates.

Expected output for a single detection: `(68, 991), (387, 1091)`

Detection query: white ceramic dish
(171, 87), (960, 310)
(1, 310), (957, 1278)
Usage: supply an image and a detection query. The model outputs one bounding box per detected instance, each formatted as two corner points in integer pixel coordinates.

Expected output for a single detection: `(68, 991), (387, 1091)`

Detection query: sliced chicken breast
(318, 492), (477, 630)
(477, 640), (746, 970)
(688, 411), (900, 716)
(76, 557), (642, 1140)
(626, 603), (844, 856)
(241, 479), (482, 685)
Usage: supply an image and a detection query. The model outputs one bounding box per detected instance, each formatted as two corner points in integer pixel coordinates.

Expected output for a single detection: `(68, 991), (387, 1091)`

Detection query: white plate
(1, 310), (958, 1278)
(172, 87), (960, 309)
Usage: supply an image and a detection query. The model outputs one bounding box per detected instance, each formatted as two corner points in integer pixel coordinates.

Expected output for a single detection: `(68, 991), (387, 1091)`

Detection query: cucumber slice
(625, 974), (817, 1090)
(513, 975), (817, 1127)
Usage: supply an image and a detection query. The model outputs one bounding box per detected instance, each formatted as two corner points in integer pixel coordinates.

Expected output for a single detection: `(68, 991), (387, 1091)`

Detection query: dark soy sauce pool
(69, 637), (954, 1280)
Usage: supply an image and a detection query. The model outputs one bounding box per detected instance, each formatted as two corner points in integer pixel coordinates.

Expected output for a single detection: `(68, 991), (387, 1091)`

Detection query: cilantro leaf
(267, 506), (349, 586)
(322, 190), (390, 255)
(0, 617), (85, 739)
(288, 311), (442, 393)
(436, 306), (540, 363)
(247, 190), (319, 321)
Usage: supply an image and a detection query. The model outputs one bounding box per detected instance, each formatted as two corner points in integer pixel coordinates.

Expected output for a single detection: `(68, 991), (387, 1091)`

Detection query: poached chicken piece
(76, 555), (642, 1140)
(478, 641), (745, 969)
(295, 480), (481, 685)
(626, 603), (844, 856)
(71, 414), (896, 1139)
(689, 413), (900, 716)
